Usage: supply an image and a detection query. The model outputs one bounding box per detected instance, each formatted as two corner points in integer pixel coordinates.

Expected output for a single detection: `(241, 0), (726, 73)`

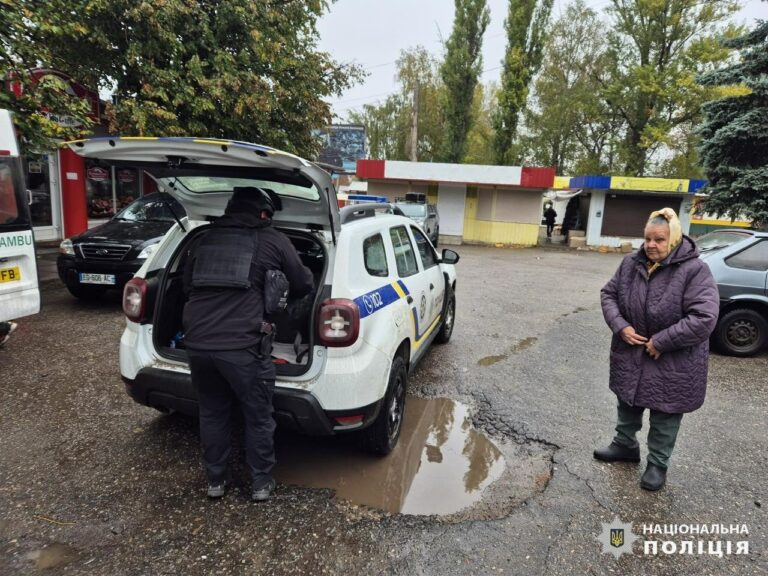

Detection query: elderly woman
(595, 208), (719, 490)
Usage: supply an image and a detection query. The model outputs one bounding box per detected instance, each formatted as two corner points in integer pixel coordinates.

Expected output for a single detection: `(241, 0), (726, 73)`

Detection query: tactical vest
(191, 227), (258, 289)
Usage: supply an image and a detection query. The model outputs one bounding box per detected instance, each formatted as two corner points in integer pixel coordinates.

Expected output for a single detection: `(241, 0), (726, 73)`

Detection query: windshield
(696, 230), (752, 252)
(115, 194), (186, 223)
(0, 157), (29, 228)
(396, 203), (427, 217)
(168, 176), (320, 202)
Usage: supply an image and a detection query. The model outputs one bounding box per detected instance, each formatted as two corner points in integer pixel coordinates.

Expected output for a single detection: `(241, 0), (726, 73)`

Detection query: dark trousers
(188, 347), (276, 486)
(613, 400), (683, 469)
(546, 223), (555, 237)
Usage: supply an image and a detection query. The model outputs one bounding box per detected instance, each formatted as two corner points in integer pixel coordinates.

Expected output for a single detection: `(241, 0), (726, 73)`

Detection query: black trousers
(187, 346), (276, 486)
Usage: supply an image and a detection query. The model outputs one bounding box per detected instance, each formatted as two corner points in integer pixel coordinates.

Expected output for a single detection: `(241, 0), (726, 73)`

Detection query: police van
(66, 137), (458, 454)
(0, 109), (40, 324)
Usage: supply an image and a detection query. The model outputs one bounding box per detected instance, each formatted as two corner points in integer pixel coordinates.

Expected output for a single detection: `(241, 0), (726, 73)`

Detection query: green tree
(349, 47), (444, 161)
(599, 0), (740, 175)
(463, 82), (496, 164)
(396, 47), (444, 161)
(493, 0), (553, 165)
(11, 0), (362, 158)
(522, 0), (608, 173)
(698, 20), (768, 227)
(438, 0), (490, 162)
(656, 121), (704, 179)
(348, 96), (408, 160)
(0, 1), (95, 150)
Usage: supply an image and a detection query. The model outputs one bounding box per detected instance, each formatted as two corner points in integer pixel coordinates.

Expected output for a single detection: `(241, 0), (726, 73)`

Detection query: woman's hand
(645, 339), (661, 360)
(620, 326), (648, 345)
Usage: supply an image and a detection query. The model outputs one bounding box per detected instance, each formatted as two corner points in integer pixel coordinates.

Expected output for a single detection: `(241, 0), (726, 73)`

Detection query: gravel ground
(0, 245), (765, 575)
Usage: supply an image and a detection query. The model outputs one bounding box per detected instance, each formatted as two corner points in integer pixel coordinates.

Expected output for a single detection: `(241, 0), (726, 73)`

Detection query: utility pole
(409, 82), (419, 162)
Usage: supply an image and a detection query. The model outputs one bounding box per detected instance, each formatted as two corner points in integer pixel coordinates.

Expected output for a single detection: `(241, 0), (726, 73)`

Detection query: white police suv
(66, 137), (458, 454)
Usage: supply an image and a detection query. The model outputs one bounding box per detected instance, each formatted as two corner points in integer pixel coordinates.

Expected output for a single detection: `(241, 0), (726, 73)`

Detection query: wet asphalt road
(1, 245), (766, 575)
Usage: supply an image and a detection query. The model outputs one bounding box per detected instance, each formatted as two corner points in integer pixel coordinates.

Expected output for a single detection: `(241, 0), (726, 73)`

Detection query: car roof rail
(340, 203), (404, 224)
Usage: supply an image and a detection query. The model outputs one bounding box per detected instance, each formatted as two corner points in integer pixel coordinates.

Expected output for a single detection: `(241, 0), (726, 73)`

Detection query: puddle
(26, 543), (79, 569)
(275, 397), (505, 515)
(510, 336), (537, 353)
(478, 354), (507, 366)
(478, 337), (537, 366)
(561, 306), (589, 318)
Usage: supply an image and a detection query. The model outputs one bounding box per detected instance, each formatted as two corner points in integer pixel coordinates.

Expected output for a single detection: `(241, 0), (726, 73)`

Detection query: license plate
(79, 272), (116, 285)
(0, 266), (21, 283)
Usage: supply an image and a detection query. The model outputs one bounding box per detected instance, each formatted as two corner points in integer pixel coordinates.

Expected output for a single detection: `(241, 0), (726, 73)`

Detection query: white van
(0, 109), (40, 322)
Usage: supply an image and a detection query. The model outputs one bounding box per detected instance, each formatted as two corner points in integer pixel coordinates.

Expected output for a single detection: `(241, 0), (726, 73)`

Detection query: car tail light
(317, 298), (360, 347)
(123, 278), (148, 323)
(335, 415), (364, 427)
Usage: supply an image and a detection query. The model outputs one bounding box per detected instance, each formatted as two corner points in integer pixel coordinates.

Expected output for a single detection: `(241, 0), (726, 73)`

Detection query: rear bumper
(122, 367), (382, 436)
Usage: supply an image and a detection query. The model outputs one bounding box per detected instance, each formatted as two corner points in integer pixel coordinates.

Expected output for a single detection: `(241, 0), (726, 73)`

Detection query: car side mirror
(441, 249), (459, 265)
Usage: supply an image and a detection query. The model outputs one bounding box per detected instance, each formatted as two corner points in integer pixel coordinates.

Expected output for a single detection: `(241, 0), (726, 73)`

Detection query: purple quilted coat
(600, 236), (719, 413)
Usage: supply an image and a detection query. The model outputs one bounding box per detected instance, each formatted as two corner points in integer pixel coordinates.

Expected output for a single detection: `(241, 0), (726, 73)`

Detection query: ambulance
(0, 109), (40, 324)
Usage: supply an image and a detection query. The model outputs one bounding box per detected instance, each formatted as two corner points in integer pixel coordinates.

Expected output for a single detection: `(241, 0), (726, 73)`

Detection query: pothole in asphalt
(275, 397), (551, 520)
(26, 543), (79, 569)
(478, 337), (538, 366)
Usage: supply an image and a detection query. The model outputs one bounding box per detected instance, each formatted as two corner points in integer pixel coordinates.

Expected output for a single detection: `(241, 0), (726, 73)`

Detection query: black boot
(593, 441), (640, 463)
(640, 463), (667, 491)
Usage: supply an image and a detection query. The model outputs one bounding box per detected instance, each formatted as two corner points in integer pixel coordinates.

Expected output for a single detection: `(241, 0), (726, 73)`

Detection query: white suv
(67, 137), (458, 454)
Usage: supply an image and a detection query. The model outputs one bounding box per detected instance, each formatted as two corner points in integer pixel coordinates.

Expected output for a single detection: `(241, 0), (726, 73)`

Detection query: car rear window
(170, 176), (320, 202)
(363, 234), (389, 277)
(696, 230), (753, 252)
(396, 203), (426, 217)
(725, 240), (768, 271)
(0, 157), (28, 228)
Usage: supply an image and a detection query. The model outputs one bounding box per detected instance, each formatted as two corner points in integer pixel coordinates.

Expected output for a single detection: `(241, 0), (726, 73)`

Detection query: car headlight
(59, 239), (75, 256)
(137, 243), (159, 260)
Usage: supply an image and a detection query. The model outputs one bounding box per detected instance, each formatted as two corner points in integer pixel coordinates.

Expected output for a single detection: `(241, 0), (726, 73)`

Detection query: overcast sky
(317, 0), (767, 121)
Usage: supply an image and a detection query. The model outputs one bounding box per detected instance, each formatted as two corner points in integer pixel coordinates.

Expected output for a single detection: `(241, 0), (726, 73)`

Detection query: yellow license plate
(0, 266), (21, 283)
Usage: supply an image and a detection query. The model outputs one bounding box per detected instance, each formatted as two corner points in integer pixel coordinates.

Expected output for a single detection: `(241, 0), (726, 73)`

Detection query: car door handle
(407, 295), (413, 304)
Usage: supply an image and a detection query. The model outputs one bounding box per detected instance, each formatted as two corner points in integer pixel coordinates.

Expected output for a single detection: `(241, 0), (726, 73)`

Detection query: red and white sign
(87, 167), (109, 182)
(355, 160), (555, 189)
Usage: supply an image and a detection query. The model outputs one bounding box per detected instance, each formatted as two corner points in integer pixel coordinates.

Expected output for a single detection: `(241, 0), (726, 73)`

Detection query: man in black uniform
(183, 186), (313, 501)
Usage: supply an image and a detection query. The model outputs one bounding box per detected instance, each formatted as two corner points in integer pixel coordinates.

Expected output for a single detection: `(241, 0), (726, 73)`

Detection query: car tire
(713, 308), (768, 357)
(435, 287), (455, 344)
(361, 355), (407, 455)
(66, 284), (108, 300)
